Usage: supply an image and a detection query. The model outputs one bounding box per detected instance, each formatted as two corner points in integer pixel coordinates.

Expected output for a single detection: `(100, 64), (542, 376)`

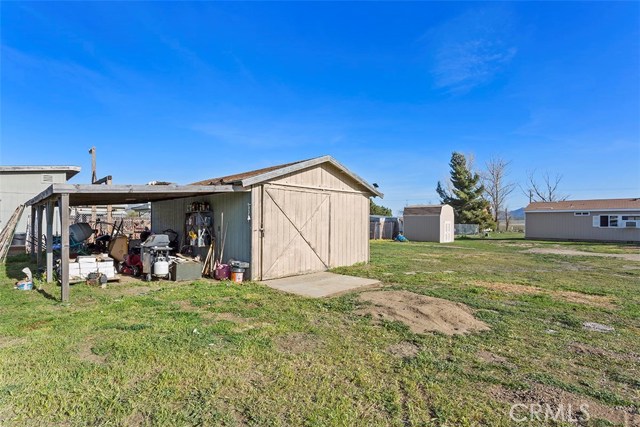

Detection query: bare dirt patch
(568, 342), (640, 363)
(106, 285), (155, 297)
(491, 383), (638, 425)
(356, 290), (490, 335)
(78, 339), (106, 364)
(123, 411), (145, 426)
(215, 312), (248, 323)
(561, 292), (615, 309)
(175, 299), (198, 311)
(477, 350), (508, 364)
(473, 281), (540, 295)
(388, 341), (420, 358)
(524, 248), (640, 262)
(0, 336), (27, 349)
(275, 332), (320, 354)
(471, 281), (616, 309)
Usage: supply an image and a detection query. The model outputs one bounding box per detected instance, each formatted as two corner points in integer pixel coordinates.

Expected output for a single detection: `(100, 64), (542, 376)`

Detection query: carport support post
(30, 205), (36, 261)
(46, 201), (54, 283)
(36, 205), (44, 269)
(60, 194), (70, 302)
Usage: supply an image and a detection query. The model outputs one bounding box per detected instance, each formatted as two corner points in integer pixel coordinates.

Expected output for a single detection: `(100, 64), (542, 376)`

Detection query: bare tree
(504, 206), (511, 232)
(523, 170), (568, 202)
(481, 157), (515, 229)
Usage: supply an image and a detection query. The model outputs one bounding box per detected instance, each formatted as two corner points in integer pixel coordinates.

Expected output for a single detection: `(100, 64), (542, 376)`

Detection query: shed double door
(260, 185), (330, 280)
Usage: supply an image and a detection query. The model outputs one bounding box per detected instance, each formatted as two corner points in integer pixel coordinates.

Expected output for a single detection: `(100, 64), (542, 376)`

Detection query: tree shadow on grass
(3, 254), (38, 281)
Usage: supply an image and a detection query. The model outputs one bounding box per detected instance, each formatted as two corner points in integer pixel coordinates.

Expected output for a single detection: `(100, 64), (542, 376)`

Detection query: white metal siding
(0, 172), (67, 234)
(525, 211), (640, 242)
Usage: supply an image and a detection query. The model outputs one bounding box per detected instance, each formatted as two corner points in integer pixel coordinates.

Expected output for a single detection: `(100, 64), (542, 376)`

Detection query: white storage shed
(403, 204), (454, 243)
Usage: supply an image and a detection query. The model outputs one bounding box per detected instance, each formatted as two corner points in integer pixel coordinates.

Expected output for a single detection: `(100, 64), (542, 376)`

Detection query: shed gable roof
(404, 205), (445, 216)
(191, 155), (383, 197)
(525, 198), (640, 212)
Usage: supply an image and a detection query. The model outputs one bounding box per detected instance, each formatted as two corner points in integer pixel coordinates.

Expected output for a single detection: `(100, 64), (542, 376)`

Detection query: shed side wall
(404, 215), (440, 242)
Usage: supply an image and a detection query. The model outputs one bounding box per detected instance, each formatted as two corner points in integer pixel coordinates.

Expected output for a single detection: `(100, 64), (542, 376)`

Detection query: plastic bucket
(230, 268), (244, 283)
(214, 264), (230, 280)
(15, 281), (33, 291)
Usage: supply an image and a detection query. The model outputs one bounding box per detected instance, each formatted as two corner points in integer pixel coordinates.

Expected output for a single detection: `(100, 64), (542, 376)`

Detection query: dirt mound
(491, 384), (638, 425)
(357, 290), (490, 335)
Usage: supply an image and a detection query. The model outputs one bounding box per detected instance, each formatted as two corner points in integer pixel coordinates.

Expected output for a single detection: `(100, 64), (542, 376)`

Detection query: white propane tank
(153, 260), (169, 277)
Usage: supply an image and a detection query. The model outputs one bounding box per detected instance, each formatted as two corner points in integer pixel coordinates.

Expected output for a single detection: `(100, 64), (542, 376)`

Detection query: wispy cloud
(189, 115), (346, 149)
(423, 6), (518, 94)
(2, 45), (112, 94)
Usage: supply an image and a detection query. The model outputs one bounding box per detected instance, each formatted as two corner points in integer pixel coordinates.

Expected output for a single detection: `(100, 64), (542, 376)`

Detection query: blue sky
(2, 2), (639, 214)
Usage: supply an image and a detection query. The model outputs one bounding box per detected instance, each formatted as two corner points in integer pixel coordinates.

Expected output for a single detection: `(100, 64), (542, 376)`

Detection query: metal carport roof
(25, 183), (242, 207)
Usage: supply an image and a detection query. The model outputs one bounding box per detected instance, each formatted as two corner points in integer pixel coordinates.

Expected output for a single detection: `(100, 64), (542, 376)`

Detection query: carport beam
(46, 201), (54, 283)
(36, 205), (44, 269)
(30, 206), (36, 260)
(60, 194), (70, 302)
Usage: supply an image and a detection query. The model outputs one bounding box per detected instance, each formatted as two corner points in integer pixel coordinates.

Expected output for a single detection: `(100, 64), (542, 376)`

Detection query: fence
(454, 224), (479, 235)
(70, 213), (151, 240)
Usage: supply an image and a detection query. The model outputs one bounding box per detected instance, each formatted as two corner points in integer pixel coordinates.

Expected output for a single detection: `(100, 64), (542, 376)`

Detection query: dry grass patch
(491, 383), (638, 425)
(275, 332), (321, 354)
(0, 336), (27, 349)
(105, 284), (155, 297)
(568, 342), (640, 363)
(471, 281), (616, 309)
(524, 248), (640, 262)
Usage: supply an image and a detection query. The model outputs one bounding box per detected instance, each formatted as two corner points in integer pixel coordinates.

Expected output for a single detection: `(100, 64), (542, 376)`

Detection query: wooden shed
(152, 156), (382, 280)
(402, 204), (454, 243)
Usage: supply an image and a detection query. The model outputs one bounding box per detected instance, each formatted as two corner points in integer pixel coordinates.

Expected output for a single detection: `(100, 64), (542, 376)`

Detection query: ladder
(0, 204), (25, 261)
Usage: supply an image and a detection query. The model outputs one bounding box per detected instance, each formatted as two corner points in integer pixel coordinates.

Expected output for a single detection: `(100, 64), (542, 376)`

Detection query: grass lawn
(1, 235), (638, 426)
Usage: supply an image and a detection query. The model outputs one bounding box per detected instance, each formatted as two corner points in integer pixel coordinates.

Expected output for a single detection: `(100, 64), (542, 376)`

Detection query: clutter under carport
(25, 183), (250, 301)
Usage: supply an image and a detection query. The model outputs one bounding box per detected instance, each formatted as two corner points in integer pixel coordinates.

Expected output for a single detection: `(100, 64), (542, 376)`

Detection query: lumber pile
(0, 205), (25, 261)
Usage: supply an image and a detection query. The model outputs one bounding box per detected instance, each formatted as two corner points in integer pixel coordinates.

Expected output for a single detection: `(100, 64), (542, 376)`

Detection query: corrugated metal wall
(526, 211), (640, 242)
(151, 192), (252, 272)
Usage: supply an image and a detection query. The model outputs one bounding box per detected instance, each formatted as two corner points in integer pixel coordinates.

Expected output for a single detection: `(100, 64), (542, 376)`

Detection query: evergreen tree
(370, 199), (392, 216)
(436, 152), (495, 230)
